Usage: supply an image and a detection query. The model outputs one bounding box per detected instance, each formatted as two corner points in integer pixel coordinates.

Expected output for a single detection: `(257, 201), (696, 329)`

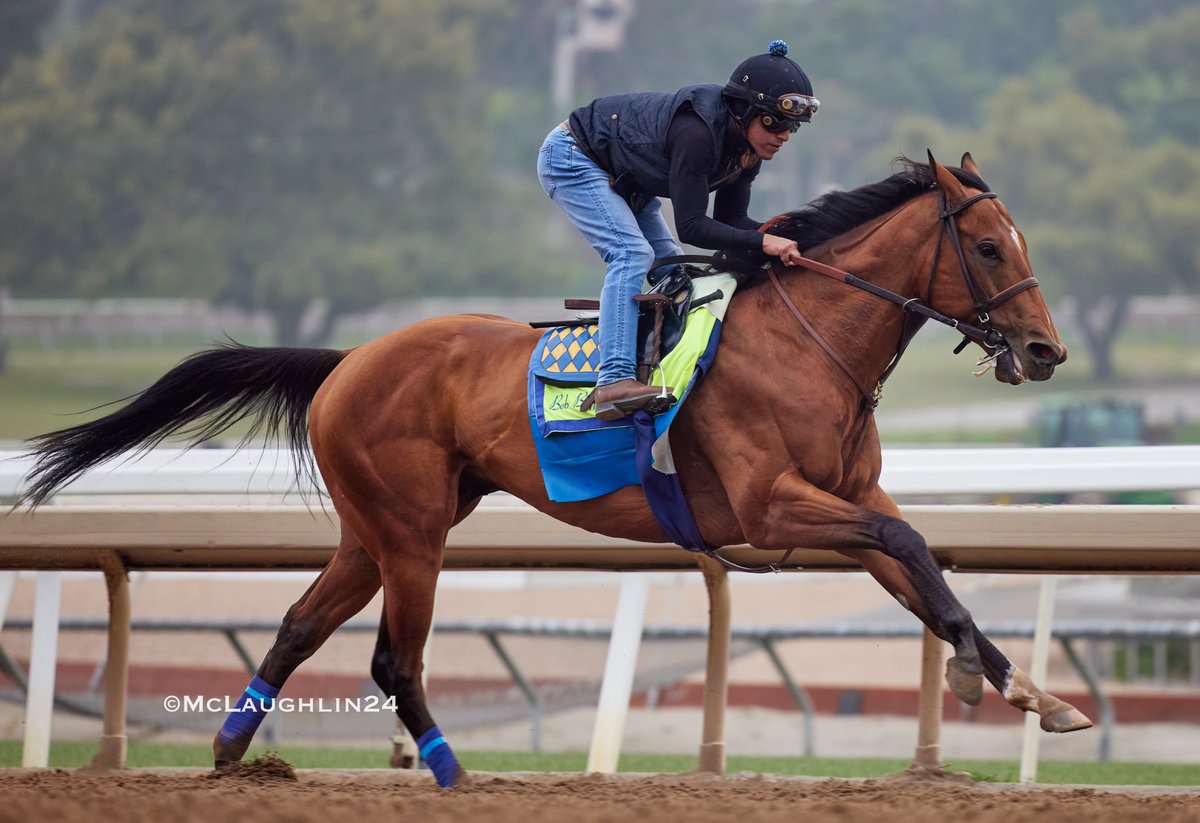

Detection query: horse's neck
(761, 212), (932, 397)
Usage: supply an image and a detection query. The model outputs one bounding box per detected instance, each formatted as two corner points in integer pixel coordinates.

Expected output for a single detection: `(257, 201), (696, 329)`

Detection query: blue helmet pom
(768, 39), (789, 57)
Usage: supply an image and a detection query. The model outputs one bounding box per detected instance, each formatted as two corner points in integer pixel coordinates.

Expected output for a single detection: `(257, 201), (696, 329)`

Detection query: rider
(538, 40), (817, 420)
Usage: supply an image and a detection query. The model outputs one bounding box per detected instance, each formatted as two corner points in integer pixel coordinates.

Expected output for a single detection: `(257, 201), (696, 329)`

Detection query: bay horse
(19, 153), (1089, 786)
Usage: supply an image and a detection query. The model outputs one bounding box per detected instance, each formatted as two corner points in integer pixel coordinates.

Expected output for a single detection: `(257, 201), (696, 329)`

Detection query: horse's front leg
(739, 475), (987, 705)
(840, 487), (1091, 732)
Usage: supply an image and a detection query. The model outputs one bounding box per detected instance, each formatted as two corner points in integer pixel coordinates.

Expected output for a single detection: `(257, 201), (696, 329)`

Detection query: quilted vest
(567, 84), (747, 200)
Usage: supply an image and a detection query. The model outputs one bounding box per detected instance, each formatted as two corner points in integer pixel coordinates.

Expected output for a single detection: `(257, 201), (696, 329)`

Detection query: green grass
(0, 341), (267, 443)
(0, 344), (205, 442)
(869, 326), (1200, 412)
(1, 741), (1196, 786)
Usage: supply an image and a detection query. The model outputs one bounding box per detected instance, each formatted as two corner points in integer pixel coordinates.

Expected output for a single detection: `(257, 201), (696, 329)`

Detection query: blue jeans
(538, 126), (682, 386)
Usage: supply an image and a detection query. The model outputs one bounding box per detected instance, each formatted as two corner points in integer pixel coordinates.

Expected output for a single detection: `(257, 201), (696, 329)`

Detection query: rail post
(697, 555), (731, 774)
(911, 626), (945, 770)
(586, 573), (649, 773)
(89, 552), (130, 769)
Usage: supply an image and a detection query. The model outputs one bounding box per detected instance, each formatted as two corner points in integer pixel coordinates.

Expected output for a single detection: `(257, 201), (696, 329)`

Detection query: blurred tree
(0, 0), (61, 371)
(3, 0), (1197, 355)
(0, 0), (61, 78)
(1060, 5), (1200, 145)
(0, 0), (589, 346)
(471, 0), (1197, 192)
(740, 0), (1198, 202)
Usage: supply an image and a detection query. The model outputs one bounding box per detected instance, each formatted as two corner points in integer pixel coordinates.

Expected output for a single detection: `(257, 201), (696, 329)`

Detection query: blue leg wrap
(417, 725), (460, 788)
(216, 675), (280, 750)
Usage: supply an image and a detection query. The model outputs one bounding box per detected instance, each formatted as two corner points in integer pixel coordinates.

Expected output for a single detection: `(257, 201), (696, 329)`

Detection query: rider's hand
(762, 233), (802, 266)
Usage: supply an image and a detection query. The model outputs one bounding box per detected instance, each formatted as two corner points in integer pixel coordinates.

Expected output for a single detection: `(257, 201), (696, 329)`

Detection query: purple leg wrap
(417, 725), (460, 788)
(215, 675), (280, 751)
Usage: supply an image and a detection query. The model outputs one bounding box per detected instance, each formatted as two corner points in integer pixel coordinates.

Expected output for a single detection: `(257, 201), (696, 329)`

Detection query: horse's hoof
(945, 656), (984, 706)
(1040, 706), (1093, 733)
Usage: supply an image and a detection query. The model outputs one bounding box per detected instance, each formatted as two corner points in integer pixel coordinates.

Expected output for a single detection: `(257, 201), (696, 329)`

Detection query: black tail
(19, 341), (347, 507)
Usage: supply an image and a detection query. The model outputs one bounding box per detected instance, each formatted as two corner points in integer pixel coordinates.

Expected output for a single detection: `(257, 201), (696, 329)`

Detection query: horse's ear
(960, 152), (981, 177)
(927, 148), (966, 200)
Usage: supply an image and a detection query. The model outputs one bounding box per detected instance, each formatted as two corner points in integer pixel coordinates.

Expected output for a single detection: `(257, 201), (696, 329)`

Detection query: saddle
(538, 265), (699, 387)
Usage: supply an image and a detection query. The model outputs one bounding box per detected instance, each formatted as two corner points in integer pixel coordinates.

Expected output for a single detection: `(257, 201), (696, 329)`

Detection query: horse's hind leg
(368, 493), (484, 769)
(748, 480), (988, 706)
(212, 527), (381, 766)
(325, 451), (471, 788)
(364, 532), (464, 786)
(974, 628), (1091, 732)
(842, 491), (1090, 732)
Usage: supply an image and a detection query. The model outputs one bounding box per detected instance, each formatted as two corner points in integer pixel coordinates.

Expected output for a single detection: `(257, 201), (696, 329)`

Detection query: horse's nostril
(1027, 341), (1060, 366)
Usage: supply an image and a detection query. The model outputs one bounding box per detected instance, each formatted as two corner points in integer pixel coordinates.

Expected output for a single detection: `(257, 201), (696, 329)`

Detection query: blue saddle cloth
(526, 275), (737, 551)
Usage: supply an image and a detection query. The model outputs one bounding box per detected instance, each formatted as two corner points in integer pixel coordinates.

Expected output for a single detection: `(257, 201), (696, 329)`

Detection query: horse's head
(927, 151), (1067, 384)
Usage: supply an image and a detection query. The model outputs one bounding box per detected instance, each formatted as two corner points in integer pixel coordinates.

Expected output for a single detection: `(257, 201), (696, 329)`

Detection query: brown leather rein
(762, 188), (1039, 409)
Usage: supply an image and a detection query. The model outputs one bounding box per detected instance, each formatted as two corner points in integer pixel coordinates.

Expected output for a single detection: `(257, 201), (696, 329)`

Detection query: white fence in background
(0, 446), (1198, 780)
(3, 445), (1199, 500)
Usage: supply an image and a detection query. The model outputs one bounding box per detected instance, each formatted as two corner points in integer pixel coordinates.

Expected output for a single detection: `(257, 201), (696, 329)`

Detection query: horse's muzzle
(996, 339), (1066, 384)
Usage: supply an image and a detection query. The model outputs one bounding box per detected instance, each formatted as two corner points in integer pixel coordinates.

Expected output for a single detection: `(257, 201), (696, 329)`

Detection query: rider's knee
(605, 241), (655, 280)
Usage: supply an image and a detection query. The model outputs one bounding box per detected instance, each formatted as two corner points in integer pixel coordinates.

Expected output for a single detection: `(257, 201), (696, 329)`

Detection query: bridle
(763, 185), (1039, 409)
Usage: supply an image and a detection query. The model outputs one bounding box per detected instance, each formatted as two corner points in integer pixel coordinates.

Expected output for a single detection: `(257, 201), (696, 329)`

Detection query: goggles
(775, 93), (820, 119)
(755, 93), (819, 132)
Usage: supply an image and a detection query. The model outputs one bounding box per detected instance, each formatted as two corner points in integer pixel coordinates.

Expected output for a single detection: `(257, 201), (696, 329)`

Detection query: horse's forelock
(891, 156), (990, 193)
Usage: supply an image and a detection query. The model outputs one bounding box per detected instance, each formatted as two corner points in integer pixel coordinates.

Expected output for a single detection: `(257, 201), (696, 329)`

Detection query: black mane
(714, 158), (989, 281)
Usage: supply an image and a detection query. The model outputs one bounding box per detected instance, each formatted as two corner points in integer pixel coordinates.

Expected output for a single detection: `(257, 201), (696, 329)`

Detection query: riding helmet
(723, 40), (818, 126)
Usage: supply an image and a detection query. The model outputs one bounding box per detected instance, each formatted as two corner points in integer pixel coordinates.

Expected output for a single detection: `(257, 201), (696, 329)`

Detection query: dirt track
(0, 758), (1196, 823)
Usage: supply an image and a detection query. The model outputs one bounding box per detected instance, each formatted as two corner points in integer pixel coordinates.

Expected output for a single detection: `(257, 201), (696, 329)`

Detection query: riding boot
(588, 379), (675, 421)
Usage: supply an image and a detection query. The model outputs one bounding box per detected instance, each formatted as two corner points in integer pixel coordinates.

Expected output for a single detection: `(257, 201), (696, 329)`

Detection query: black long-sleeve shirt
(665, 110), (764, 251)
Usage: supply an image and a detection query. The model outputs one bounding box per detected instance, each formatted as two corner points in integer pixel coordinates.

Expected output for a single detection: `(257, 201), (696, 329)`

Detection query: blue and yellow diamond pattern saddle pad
(527, 274), (737, 503)
(533, 324), (602, 386)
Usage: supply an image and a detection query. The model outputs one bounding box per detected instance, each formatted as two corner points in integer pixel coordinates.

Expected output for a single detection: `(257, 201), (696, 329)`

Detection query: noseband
(760, 185), (1040, 408)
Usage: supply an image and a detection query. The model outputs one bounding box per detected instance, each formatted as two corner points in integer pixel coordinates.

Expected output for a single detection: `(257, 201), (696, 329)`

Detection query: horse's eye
(978, 242), (999, 260)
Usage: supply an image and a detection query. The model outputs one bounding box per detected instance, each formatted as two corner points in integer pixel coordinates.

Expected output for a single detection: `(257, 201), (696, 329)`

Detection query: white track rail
(0, 446), (1198, 776)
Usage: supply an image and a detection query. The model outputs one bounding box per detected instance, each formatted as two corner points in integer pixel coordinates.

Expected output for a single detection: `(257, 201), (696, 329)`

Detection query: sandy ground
(0, 761), (1197, 823)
